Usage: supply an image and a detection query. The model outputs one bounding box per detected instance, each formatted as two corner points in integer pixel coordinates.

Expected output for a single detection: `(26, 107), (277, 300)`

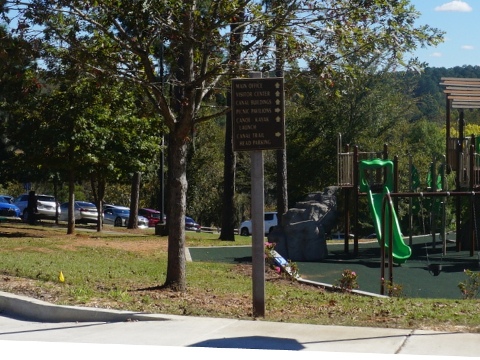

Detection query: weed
(108, 288), (132, 302)
(68, 287), (94, 303)
(382, 278), (404, 297)
(458, 269), (480, 299)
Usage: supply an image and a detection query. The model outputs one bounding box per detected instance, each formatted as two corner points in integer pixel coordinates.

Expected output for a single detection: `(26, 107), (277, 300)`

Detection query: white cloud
(435, 1), (473, 12)
(461, 45), (474, 50)
(431, 52), (443, 58)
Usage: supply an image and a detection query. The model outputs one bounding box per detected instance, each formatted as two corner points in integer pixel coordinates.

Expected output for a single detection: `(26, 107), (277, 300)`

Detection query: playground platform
(188, 234), (480, 299)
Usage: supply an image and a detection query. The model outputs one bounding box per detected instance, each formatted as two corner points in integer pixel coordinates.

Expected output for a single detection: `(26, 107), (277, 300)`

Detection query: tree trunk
(67, 170), (75, 234)
(164, 131), (188, 291)
(276, 149), (288, 226)
(219, 92), (236, 241)
(219, 11), (245, 241)
(128, 171), (141, 229)
(91, 172), (106, 232)
(275, 30), (288, 226)
(53, 176), (59, 226)
(158, 135), (167, 226)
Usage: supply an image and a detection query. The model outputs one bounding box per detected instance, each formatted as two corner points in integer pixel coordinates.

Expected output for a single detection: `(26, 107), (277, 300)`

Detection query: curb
(297, 278), (389, 298)
(0, 291), (167, 323)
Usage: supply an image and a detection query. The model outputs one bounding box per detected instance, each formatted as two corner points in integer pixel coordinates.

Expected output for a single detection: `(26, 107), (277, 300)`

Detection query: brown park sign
(232, 77), (285, 151)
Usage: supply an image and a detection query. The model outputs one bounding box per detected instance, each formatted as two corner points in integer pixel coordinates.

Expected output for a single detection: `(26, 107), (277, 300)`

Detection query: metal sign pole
(231, 71), (285, 317)
(249, 71), (265, 317)
(251, 149), (265, 317)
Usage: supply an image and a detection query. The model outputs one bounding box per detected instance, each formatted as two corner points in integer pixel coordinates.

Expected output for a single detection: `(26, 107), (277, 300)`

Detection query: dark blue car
(185, 216), (200, 231)
(0, 196), (21, 218)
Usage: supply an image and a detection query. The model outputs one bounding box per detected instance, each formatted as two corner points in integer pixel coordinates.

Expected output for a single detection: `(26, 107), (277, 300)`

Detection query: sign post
(231, 74), (285, 317)
(232, 77), (285, 152)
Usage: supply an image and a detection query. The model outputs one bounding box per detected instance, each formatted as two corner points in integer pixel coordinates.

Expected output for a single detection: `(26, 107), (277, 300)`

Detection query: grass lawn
(0, 221), (479, 333)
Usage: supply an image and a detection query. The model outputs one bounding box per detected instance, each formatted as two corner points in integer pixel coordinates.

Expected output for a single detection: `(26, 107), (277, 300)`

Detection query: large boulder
(268, 186), (339, 262)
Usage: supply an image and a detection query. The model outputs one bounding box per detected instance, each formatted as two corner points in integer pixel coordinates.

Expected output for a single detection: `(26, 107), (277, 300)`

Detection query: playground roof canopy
(440, 77), (480, 109)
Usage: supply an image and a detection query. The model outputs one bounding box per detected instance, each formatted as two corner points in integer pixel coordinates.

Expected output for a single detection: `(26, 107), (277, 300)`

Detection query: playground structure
(358, 158), (412, 265)
(336, 77), (480, 293)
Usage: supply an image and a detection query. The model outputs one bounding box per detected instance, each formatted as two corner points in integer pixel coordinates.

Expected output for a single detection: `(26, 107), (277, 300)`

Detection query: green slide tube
(359, 159), (411, 264)
(366, 186), (411, 264)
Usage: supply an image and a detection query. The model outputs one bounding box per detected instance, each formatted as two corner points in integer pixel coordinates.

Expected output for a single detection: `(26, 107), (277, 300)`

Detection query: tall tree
(186, 120), (224, 227)
(128, 171), (141, 229)
(3, 0), (443, 292)
(220, 10), (245, 241)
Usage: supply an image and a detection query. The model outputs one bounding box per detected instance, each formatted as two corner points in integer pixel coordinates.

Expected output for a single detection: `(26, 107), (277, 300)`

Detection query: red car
(138, 208), (164, 227)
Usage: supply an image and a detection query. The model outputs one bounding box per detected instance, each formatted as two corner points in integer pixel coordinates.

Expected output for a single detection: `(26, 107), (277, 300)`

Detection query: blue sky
(409, 1), (478, 68)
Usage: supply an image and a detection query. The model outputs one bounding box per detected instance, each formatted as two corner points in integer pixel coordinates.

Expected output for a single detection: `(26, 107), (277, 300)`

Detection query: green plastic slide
(359, 159), (411, 264)
(366, 187), (411, 264)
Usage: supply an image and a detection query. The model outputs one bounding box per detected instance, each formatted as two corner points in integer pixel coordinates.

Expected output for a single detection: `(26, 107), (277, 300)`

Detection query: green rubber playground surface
(188, 234), (480, 300)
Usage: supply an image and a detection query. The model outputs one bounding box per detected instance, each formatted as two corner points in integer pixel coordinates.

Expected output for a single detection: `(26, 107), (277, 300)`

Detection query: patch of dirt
(58, 235), (169, 254)
(0, 221), (167, 253)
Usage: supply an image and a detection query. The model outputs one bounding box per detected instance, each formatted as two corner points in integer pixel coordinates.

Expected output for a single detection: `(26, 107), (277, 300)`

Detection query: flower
(265, 242), (276, 252)
(335, 269), (359, 291)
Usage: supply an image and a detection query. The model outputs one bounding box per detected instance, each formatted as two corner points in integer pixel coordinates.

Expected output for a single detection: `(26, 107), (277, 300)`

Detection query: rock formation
(268, 186), (339, 261)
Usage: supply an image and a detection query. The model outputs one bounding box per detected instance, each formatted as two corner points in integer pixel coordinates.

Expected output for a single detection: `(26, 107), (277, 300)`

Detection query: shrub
(335, 269), (359, 291)
(458, 269), (480, 299)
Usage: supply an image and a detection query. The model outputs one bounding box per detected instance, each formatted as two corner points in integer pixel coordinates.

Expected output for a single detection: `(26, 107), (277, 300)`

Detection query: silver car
(103, 205), (148, 228)
(59, 201), (99, 224)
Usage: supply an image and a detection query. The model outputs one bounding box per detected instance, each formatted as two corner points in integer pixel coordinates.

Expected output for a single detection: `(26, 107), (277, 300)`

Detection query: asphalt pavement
(1, 291), (479, 359)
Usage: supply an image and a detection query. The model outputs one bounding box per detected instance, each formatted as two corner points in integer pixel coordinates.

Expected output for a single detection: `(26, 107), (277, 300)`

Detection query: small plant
(335, 269), (359, 291)
(264, 241), (278, 270)
(382, 278), (404, 297)
(458, 269), (480, 299)
(265, 242), (276, 255)
(284, 259), (300, 280)
(264, 242), (276, 265)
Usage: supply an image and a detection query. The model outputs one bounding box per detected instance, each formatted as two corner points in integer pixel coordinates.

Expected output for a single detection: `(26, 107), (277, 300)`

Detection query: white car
(240, 212), (278, 236)
(59, 201), (99, 224)
(103, 205), (149, 228)
(13, 193), (60, 222)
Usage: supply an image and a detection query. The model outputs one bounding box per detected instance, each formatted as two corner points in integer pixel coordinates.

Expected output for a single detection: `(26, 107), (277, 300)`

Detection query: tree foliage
(186, 119), (224, 227)
(0, 24), (42, 184)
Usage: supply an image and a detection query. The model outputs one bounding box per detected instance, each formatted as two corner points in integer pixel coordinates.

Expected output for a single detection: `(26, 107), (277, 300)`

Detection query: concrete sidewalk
(0, 291), (479, 359)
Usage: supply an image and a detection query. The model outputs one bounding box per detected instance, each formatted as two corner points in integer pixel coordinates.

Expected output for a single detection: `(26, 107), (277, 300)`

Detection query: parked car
(13, 193), (60, 222)
(0, 196), (21, 218)
(329, 232), (355, 240)
(59, 201), (99, 224)
(156, 214), (200, 231)
(139, 208), (164, 227)
(185, 216), (201, 232)
(0, 195), (14, 204)
(103, 205), (149, 228)
(240, 212), (278, 236)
